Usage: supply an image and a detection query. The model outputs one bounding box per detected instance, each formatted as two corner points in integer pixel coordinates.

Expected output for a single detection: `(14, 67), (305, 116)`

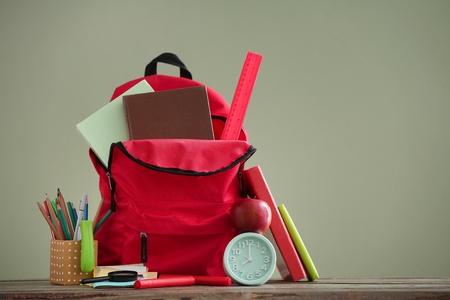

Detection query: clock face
(223, 232), (277, 286)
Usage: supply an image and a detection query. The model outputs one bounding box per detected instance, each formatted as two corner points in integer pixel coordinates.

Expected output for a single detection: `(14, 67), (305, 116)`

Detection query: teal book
(278, 204), (319, 281)
(76, 80), (154, 166)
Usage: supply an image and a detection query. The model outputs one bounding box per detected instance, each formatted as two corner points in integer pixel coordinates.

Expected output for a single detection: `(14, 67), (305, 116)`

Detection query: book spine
(243, 166), (306, 281)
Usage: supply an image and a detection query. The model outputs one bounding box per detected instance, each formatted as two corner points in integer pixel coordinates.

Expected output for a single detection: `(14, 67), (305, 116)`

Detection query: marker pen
(159, 274), (232, 286)
(134, 276), (195, 289)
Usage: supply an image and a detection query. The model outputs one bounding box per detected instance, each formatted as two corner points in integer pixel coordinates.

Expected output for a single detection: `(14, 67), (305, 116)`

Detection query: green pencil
(67, 201), (76, 230)
(51, 200), (58, 217)
(93, 210), (112, 234)
(57, 203), (72, 240)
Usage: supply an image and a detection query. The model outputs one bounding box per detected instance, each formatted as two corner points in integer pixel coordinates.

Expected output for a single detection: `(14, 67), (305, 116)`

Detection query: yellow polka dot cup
(50, 239), (98, 285)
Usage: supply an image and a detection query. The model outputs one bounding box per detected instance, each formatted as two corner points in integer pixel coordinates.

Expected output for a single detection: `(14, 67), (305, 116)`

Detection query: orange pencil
(38, 202), (64, 240)
(45, 193), (57, 218)
(92, 197), (105, 231)
(57, 189), (74, 237)
(46, 200), (66, 240)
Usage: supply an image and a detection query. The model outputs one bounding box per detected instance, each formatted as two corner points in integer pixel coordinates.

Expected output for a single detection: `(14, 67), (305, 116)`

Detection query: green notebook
(76, 80), (154, 166)
(278, 204), (319, 281)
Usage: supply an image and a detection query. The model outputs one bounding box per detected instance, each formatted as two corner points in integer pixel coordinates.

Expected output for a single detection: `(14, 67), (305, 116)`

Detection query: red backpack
(90, 53), (255, 276)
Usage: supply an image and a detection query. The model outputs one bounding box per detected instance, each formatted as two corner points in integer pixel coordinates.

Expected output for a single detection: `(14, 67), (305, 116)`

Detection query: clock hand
(239, 260), (249, 268)
(239, 257), (250, 268)
(238, 244), (254, 269)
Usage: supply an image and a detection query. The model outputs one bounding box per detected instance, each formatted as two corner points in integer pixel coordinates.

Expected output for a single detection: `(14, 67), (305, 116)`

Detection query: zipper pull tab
(238, 169), (246, 198)
(106, 172), (116, 212)
(106, 172), (113, 191)
(140, 232), (148, 263)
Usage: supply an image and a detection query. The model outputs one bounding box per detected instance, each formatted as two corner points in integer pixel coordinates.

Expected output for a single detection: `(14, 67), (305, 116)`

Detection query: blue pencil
(84, 199), (88, 220)
(71, 203), (78, 224)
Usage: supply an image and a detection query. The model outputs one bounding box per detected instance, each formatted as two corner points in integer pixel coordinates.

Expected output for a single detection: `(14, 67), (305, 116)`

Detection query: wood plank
(0, 278), (449, 299)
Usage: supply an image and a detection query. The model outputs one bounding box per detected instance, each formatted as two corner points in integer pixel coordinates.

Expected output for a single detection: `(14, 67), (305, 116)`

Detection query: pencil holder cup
(49, 239), (98, 285)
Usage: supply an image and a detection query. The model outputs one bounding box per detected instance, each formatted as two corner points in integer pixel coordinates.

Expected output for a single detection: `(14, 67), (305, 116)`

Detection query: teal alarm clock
(223, 232), (277, 285)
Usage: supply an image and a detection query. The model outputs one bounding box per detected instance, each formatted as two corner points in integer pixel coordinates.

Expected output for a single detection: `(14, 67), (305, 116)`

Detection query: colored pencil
(94, 210), (112, 234)
(57, 189), (74, 238)
(57, 203), (72, 240)
(37, 202), (63, 240)
(92, 197), (105, 231)
(71, 203), (78, 224)
(50, 199), (58, 218)
(84, 198), (89, 221)
(43, 199), (56, 239)
(44, 201), (64, 240)
(67, 201), (76, 230)
(46, 193), (58, 217)
(47, 200), (66, 240)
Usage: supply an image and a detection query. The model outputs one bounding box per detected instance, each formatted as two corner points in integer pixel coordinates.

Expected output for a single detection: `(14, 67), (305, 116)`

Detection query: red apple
(230, 198), (272, 234)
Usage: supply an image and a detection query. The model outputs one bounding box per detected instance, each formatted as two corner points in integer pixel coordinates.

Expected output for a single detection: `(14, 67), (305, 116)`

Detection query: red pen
(134, 276), (195, 289)
(159, 274), (232, 286)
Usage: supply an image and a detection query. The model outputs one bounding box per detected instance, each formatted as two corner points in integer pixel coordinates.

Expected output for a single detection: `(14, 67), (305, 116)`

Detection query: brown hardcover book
(123, 86), (214, 140)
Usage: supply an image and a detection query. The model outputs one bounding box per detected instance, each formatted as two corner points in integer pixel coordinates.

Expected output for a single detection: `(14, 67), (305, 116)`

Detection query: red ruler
(220, 51), (263, 140)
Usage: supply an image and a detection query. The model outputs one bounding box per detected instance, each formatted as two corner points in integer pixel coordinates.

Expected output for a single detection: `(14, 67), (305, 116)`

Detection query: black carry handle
(145, 52), (192, 79)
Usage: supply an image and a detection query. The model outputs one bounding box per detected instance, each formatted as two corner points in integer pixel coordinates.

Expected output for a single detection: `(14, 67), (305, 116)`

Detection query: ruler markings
(220, 52), (263, 140)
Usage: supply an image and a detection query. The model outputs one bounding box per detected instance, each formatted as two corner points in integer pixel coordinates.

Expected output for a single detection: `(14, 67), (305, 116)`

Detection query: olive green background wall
(1, 0), (449, 280)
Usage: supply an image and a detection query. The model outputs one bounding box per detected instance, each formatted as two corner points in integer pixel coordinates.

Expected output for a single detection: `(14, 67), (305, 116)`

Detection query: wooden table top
(0, 278), (449, 299)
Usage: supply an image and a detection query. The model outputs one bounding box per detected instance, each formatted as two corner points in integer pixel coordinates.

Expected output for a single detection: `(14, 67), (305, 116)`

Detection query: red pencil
(43, 199), (56, 239)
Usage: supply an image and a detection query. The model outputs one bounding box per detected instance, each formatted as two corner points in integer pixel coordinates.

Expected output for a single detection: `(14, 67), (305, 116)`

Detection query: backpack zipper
(111, 142), (256, 176)
(106, 142), (256, 214)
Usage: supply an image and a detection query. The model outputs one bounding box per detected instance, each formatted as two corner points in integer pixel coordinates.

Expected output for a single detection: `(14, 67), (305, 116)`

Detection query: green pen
(80, 220), (95, 273)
